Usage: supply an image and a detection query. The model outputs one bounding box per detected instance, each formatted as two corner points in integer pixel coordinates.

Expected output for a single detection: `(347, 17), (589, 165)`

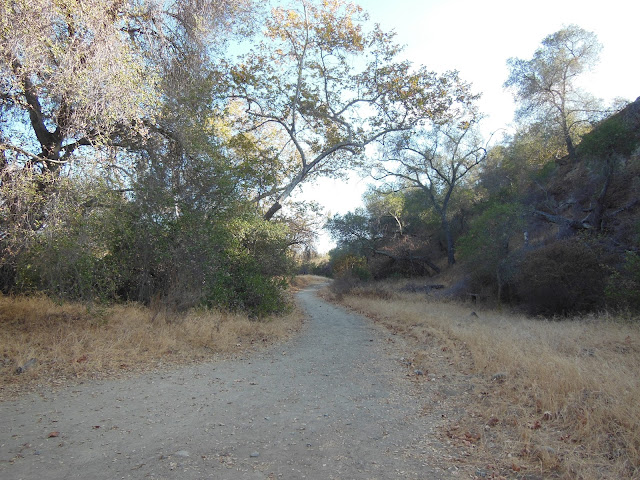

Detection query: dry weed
(0, 292), (303, 400)
(335, 281), (640, 479)
(288, 274), (329, 291)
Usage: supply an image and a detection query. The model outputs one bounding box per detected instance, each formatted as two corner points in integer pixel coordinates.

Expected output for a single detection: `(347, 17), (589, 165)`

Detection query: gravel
(0, 283), (453, 479)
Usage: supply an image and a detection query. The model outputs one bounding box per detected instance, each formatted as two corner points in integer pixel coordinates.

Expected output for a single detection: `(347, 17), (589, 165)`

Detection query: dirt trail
(0, 284), (457, 479)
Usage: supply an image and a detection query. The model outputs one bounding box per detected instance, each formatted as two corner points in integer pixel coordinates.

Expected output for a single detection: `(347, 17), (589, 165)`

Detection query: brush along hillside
(323, 96), (640, 316)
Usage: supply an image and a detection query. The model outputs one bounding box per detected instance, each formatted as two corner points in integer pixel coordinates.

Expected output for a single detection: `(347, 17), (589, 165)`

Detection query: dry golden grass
(288, 274), (329, 291)
(0, 291), (304, 400)
(334, 280), (640, 479)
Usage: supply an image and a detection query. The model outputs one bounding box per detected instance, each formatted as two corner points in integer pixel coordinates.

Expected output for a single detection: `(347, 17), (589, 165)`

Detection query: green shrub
(206, 256), (289, 318)
(605, 251), (640, 312)
(578, 115), (638, 159)
(332, 254), (371, 281)
(458, 202), (525, 298)
(12, 196), (293, 317)
(511, 239), (606, 316)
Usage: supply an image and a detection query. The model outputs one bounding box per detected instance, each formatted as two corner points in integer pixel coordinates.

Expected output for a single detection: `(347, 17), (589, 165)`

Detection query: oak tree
(374, 103), (488, 265)
(504, 24), (602, 161)
(224, 0), (474, 220)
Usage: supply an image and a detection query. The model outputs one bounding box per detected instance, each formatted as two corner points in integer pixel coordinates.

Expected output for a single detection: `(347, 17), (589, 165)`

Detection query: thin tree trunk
(442, 217), (455, 265)
(566, 133), (576, 161)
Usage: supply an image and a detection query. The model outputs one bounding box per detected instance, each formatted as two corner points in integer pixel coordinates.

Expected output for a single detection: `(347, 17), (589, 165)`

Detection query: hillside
(323, 97), (640, 316)
(532, 97), (640, 243)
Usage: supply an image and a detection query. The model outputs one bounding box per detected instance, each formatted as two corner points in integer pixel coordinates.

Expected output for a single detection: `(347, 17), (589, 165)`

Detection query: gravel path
(0, 284), (454, 479)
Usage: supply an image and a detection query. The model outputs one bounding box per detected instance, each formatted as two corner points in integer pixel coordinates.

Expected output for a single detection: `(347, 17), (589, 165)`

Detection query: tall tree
(374, 104), (488, 265)
(0, 0), (252, 177)
(0, 0), (264, 296)
(0, 0), (254, 247)
(504, 24), (602, 161)
(224, 0), (475, 220)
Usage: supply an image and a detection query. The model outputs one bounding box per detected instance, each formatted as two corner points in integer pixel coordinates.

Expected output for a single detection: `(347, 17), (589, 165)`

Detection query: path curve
(0, 284), (451, 479)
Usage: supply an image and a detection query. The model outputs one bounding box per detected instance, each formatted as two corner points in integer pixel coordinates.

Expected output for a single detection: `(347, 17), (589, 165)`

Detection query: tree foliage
(224, 0), (476, 219)
(0, 0), (299, 316)
(0, 0), (252, 167)
(374, 102), (487, 265)
(504, 24), (602, 160)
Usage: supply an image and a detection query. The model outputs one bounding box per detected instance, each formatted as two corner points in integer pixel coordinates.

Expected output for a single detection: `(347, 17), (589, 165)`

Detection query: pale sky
(293, 0), (640, 253)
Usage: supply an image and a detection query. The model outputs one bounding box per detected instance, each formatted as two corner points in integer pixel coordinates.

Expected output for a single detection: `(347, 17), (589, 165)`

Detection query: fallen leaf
(527, 420), (542, 429)
(487, 417), (499, 427)
(47, 431), (59, 438)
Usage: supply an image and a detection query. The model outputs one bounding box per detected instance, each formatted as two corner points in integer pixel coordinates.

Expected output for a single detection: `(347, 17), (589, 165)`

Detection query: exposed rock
(15, 358), (37, 375)
(491, 372), (507, 383)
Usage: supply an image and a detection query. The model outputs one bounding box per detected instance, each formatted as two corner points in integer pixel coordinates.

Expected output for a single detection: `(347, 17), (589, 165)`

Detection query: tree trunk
(262, 169), (307, 221)
(533, 210), (592, 231)
(372, 249), (441, 275)
(263, 201), (282, 221)
(442, 217), (455, 265)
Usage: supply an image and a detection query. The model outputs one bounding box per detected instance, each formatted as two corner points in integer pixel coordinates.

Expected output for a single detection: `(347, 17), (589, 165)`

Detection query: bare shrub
(330, 274), (362, 299)
(352, 285), (397, 301)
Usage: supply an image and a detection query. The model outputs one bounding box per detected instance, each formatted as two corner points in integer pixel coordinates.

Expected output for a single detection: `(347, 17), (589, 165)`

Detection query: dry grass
(288, 274), (329, 291)
(332, 280), (640, 479)
(0, 291), (304, 400)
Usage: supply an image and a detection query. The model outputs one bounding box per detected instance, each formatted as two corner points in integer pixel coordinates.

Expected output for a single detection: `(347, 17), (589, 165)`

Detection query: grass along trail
(329, 280), (640, 479)
(0, 281), (468, 479)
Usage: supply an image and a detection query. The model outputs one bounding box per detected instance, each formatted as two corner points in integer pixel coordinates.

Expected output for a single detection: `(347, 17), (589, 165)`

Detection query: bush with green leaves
(11, 178), (125, 302)
(9, 176), (293, 317)
(331, 253), (371, 281)
(511, 239), (607, 316)
(458, 202), (525, 298)
(202, 218), (293, 318)
(605, 251), (640, 312)
(577, 115), (639, 159)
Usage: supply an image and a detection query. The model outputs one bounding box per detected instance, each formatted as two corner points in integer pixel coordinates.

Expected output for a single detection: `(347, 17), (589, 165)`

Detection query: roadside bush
(605, 251), (640, 312)
(332, 254), (371, 281)
(458, 202), (525, 300)
(330, 273), (361, 299)
(511, 239), (606, 316)
(10, 192), (293, 317)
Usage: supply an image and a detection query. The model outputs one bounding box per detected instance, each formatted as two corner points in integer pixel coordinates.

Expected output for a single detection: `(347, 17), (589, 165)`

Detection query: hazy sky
(292, 0), (640, 252)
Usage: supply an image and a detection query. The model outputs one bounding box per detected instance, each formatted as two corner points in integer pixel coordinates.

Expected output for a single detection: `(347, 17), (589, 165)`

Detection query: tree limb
(372, 249), (441, 274)
(533, 209), (593, 230)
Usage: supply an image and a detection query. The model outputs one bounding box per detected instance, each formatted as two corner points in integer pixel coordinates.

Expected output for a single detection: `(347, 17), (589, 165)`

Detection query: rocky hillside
(529, 97), (639, 250)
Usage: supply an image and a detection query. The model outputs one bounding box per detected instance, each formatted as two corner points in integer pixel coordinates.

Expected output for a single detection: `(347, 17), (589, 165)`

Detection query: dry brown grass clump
(335, 280), (640, 479)
(0, 293), (303, 399)
(288, 274), (329, 291)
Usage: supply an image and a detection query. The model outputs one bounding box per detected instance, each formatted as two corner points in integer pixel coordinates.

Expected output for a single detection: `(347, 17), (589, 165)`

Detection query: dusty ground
(0, 283), (482, 480)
